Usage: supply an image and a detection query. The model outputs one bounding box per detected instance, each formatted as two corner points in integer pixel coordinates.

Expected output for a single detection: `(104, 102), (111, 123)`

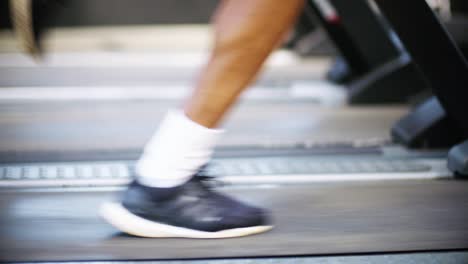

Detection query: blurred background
(0, 0), (466, 153)
(0, 0), (466, 154)
(0, 0), (339, 155)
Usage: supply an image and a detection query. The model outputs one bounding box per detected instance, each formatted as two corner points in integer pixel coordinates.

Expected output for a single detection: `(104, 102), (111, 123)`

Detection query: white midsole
(100, 202), (273, 239)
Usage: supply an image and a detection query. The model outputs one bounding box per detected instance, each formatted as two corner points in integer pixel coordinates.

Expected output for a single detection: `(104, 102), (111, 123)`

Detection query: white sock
(136, 110), (223, 188)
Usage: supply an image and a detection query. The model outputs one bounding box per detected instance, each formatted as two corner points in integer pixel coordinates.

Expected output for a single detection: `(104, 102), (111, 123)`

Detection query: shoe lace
(193, 165), (225, 189)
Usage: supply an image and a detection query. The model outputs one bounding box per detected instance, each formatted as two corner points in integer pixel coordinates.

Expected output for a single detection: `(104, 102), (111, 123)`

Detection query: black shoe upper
(121, 175), (270, 232)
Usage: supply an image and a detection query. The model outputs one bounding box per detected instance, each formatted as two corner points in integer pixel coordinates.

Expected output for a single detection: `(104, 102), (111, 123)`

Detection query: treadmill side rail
(448, 139), (468, 176)
(391, 97), (465, 149)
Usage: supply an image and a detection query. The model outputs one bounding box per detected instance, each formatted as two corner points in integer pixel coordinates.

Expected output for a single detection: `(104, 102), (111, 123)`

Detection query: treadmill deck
(1, 180), (467, 262)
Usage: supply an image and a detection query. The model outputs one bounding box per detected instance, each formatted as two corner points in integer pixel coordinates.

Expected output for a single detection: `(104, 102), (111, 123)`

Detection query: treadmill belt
(1, 180), (467, 262)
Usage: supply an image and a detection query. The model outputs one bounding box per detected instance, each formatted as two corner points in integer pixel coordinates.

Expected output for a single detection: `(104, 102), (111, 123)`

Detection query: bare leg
(102, 0), (305, 238)
(185, 0), (305, 128)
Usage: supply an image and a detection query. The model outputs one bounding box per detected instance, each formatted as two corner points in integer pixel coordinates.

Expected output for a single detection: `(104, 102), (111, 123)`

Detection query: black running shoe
(100, 175), (272, 238)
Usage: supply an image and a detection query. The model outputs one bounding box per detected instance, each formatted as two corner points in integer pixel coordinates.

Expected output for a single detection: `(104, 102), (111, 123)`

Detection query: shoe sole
(100, 202), (273, 239)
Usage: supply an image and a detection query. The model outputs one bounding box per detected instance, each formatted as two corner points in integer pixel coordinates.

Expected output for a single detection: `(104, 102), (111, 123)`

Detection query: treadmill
(307, 0), (429, 104)
(0, 0), (468, 263)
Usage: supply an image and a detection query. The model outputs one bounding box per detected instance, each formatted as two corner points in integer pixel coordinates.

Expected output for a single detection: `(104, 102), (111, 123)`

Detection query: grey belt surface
(1, 180), (467, 262)
(13, 251), (468, 264)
